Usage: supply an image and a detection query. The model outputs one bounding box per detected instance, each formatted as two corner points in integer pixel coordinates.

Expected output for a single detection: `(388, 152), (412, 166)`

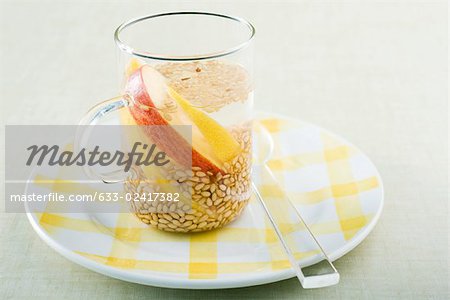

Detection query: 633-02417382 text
(9, 192), (180, 202)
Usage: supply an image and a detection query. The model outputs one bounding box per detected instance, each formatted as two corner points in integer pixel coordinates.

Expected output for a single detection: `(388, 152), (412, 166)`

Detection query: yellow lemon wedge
(125, 58), (143, 78)
(168, 87), (242, 163)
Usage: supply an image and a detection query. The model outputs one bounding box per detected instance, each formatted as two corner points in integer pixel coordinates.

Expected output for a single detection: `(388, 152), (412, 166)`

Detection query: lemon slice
(125, 58), (143, 78)
(168, 87), (241, 163)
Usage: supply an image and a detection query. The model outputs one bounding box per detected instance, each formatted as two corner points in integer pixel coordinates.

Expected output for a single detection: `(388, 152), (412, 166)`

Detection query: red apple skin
(125, 67), (223, 174)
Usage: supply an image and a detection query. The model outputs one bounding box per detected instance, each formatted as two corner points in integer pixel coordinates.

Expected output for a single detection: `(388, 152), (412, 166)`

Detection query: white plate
(26, 112), (383, 289)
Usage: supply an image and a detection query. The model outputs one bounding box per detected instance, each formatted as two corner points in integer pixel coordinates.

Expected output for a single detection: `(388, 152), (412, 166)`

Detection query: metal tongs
(252, 124), (339, 288)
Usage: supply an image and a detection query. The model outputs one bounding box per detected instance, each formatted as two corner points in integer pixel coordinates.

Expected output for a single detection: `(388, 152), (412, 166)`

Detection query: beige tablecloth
(0, 0), (448, 299)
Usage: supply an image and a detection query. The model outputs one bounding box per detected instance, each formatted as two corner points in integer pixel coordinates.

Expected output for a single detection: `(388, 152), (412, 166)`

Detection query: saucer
(26, 112), (383, 289)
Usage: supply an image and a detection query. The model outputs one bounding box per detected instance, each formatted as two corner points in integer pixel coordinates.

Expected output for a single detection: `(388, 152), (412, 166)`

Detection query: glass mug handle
(75, 94), (133, 183)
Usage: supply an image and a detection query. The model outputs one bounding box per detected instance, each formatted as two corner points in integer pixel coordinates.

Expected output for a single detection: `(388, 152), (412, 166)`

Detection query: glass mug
(79, 12), (255, 233)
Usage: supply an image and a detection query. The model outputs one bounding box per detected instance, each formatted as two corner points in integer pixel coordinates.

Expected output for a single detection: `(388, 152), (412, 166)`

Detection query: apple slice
(125, 65), (241, 174)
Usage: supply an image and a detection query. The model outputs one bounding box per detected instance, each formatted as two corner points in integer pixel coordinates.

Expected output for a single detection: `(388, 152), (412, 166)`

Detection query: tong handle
(252, 165), (340, 288)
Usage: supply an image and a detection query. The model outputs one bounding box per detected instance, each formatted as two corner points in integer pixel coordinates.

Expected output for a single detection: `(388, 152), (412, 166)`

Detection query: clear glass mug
(79, 12), (255, 233)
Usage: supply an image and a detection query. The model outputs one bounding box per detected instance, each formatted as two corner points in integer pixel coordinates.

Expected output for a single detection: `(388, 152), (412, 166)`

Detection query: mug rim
(114, 11), (256, 61)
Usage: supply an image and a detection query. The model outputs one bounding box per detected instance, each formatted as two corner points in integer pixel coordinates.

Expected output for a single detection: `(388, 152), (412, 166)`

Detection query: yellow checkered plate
(26, 112), (383, 289)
